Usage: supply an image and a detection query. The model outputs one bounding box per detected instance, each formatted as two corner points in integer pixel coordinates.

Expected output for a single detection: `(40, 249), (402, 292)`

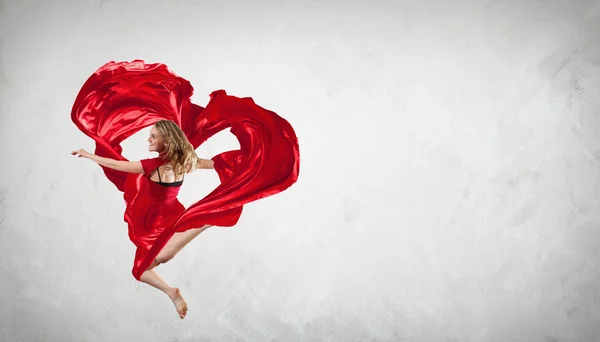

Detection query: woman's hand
(71, 148), (91, 159)
(70, 149), (129, 171)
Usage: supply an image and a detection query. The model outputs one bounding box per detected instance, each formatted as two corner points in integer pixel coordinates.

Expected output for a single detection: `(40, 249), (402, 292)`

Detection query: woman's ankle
(166, 287), (178, 298)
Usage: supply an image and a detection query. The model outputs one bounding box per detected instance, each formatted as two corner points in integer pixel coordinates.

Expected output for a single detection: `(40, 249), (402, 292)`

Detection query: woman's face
(148, 126), (167, 153)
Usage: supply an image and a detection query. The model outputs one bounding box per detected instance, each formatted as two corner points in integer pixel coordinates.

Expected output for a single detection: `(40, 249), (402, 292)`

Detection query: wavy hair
(154, 120), (198, 175)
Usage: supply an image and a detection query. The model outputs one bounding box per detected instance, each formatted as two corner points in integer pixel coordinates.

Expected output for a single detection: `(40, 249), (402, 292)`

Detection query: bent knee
(155, 252), (176, 264)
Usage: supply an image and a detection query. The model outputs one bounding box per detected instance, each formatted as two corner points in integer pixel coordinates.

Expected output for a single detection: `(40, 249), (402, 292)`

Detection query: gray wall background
(1, 0), (599, 341)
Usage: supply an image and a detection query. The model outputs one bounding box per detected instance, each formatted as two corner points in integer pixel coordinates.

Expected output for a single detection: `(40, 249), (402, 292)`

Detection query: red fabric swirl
(71, 60), (300, 280)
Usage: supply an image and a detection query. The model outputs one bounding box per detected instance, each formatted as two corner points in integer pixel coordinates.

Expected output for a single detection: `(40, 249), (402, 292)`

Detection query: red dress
(72, 60), (300, 280)
(127, 157), (185, 269)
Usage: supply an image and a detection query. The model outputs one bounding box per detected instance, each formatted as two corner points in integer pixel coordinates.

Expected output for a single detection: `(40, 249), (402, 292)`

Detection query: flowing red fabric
(71, 60), (300, 280)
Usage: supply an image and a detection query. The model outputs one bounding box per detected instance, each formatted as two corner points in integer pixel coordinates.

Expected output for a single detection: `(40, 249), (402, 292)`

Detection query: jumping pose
(72, 120), (214, 319)
(71, 60), (300, 320)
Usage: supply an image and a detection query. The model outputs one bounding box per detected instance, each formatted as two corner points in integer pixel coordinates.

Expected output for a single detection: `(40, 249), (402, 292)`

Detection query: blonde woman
(72, 120), (215, 319)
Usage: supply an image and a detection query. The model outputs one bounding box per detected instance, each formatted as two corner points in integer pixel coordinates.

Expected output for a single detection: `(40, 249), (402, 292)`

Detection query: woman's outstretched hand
(71, 148), (91, 158)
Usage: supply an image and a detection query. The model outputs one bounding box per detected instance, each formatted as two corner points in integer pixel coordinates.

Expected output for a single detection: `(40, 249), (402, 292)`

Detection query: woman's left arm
(72, 149), (143, 173)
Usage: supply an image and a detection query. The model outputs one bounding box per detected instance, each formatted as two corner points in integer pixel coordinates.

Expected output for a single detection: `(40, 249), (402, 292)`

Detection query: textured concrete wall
(1, 0), (599, 341)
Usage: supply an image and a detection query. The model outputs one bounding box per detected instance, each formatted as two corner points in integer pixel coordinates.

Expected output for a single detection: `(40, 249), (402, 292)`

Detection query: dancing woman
(72, 120), (212, 319)
(71, 60), (300, 320)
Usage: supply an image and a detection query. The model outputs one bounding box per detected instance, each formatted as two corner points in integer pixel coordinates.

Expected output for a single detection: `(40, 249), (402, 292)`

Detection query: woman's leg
(139, 259), (188, 319)
(155, 225), (213, 264)
(138, 224), (213, 319)
(139, 267), (173, 295)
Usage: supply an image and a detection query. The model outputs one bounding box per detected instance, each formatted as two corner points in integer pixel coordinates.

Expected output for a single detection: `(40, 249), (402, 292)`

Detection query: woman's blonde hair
(154, 120), (198, 175)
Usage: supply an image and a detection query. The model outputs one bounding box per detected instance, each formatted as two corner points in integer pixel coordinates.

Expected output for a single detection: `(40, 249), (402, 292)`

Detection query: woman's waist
(140, 190), (180, 201)
(144, 185), (180, 197)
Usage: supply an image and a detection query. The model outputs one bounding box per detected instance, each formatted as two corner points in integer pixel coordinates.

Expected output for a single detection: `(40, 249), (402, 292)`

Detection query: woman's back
(139, 157), (185, 200)
(148, 164), (185, 187)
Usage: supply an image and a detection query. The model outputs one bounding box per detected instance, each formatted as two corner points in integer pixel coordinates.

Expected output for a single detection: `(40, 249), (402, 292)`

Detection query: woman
(72, 120), (213, 319)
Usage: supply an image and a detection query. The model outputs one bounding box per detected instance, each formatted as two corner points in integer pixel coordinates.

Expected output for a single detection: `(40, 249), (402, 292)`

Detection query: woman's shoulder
(140, 155), (169, 174)
(141, 155), (169, 164)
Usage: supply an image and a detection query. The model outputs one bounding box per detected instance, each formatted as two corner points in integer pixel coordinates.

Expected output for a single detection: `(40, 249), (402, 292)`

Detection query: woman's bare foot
(168, 288), (188, 319)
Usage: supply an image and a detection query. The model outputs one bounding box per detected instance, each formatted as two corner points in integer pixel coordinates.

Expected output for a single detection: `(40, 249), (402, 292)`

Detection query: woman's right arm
(196, 158), (215, 169)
